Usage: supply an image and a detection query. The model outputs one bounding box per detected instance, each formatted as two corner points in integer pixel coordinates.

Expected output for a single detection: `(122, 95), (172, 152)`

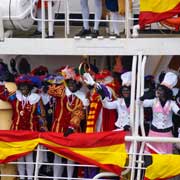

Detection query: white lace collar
(16, 90), (40, 105)
(65, 87), (89, 106)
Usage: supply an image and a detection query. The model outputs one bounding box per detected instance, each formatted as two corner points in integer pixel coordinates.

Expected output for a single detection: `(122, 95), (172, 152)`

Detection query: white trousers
(17, 152), (34, 180)
(53, 154), (75, 180)
(80, 0), (102, 30)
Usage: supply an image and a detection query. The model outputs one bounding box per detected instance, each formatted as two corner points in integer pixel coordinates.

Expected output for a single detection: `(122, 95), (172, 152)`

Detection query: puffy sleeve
(102, 98), (119, 110)
(143, 99), (154, 108)
(171, 101), (180, 115)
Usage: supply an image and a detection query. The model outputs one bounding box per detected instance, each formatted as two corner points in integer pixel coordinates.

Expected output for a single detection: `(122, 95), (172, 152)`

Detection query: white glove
(83, 73), (96, 86)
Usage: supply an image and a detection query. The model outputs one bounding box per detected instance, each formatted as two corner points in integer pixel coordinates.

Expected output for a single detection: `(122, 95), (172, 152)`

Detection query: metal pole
(41, 0), (46, 38)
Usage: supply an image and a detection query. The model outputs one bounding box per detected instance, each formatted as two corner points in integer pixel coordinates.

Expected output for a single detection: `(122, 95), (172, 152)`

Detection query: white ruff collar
(41, 93), (51, 105)
(16, 90), (40, 105)
(65, 87), (89, 106)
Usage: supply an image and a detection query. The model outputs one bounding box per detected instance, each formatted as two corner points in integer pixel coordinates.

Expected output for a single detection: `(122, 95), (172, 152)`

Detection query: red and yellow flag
(145, 154), (180, 180)
(0, 130), (127, 175)
(139, 0), (180, 28)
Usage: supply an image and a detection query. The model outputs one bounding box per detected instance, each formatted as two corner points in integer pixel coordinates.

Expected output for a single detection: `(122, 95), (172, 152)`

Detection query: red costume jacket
(0, 86), (45, 131)
(48, 84), (85, 133)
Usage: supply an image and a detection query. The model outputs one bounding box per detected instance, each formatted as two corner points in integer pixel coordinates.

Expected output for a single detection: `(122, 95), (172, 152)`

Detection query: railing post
(130, 54), (143, 180)
(125, 0), (130, 38)
(34, 145), (40, 180)
(136, 55), (147, 180)
(64, 0), (69, 38)
(48, 0), (53, 37)
(41, 0), (46, 38)
(129, 55), (137, 180)
(0, 13), (4, 41)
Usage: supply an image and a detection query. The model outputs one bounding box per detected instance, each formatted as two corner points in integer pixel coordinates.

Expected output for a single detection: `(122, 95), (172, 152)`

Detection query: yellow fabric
(40, 138), (127, 168)
(118, 0), (132, 15)
(0, 139), (39, 160)
(140, 0), (180, 13)
(145, 154), (180, 179)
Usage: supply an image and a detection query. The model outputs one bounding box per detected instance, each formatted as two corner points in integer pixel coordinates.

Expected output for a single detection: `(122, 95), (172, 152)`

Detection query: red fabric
(0, 91), (39, 131)
(102, 82), (118, 131)
(41, 131), (126, 147)
(102, 108), (116, 131)
(139, 3), (180, 28)
(0, 130), (38, 142)
(51, 95), (82, 133)
(37, 0), (48, 9)
(51, 96), (72, 132)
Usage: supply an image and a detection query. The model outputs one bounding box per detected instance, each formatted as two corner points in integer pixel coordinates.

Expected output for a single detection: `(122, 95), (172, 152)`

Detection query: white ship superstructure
(0, 1), (180, 180)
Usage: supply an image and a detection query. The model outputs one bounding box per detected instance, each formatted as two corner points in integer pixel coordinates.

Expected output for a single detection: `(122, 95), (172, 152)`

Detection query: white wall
(57, 0), (94, 13)
(1, 55), (106, 73)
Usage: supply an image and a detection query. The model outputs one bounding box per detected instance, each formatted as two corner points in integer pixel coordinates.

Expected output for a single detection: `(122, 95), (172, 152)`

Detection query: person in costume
(99, 71), (132, 153)
(82, 69), (118, 178)
(101, 71), (131, 131)
(47, 66), (88, 180)
(105, 0), (132, 37)
(76, 0), (102, 38)
(31, 66), (55, 176)
(140, 72), (180, 154)
(0, 74), (46, 180)
(83, 69), (118, 133)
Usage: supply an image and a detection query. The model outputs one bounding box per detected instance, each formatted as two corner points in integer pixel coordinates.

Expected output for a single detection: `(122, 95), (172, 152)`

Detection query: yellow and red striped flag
(0, 130), (128, 175)
(145, 154), (180, 180)
(144, 143), (180, 180)
(139, 0), (180, 28)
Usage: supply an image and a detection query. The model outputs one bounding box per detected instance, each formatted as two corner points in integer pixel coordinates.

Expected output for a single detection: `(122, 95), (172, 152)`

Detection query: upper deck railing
(0, 0), (180, 40)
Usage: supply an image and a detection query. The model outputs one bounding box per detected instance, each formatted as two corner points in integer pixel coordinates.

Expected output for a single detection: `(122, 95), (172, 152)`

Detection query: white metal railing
(1, 136), (180, 180)
(30, 0), (137, 38)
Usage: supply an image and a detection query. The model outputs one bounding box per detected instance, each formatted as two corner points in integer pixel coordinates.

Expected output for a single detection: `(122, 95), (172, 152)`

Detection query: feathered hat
(44, 74), (64, 85)
(15, 75), (42, 88)
(61, 66), (77, 80)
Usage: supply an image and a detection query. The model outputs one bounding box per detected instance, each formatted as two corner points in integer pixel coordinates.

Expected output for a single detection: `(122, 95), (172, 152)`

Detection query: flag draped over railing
(0, 130), (127, 175)
(139, 0), (180, 28)
(145, 154), (180, 180)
